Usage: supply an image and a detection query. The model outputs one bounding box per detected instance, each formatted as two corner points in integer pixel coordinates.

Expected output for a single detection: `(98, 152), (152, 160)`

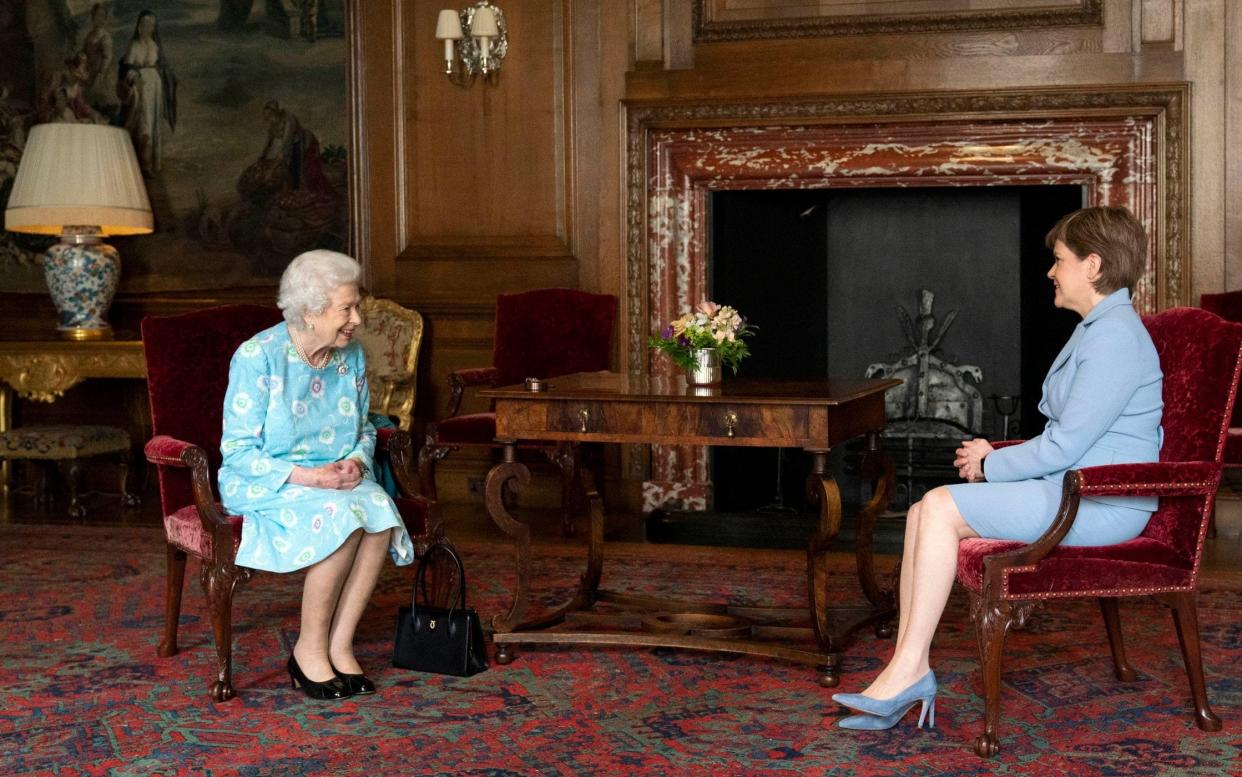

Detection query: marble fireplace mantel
(624, 84), (1188, 511)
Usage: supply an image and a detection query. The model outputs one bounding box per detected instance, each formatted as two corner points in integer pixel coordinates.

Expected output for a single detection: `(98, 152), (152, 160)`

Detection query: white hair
(277, 250), (361, 329)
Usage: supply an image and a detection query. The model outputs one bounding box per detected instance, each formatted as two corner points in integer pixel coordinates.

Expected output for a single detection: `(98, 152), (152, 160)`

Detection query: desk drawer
(693, 405), (808, 443)
(546, 401), (641, 436)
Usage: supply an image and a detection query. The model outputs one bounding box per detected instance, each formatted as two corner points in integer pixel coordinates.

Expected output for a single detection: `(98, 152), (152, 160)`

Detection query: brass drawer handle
(724, 411), (738, 438)
(578, 408), (589, 433)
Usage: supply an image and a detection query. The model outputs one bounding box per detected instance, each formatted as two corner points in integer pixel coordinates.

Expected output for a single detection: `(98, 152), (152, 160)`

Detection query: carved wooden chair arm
(386, 429), (421, 498)
(982, 461), (1221, 587)
(144, 434), (237, 565)
(444, 366), (501, 418)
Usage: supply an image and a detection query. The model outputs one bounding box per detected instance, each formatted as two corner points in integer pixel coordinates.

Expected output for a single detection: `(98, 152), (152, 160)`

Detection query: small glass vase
(686, 347), (722, 386)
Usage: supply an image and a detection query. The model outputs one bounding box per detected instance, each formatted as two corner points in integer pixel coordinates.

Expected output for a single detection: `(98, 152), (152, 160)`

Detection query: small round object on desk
(524, 377), (548, 392)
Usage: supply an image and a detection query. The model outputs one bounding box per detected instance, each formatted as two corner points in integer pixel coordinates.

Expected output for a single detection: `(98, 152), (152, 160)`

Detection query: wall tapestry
(0, 0), (348, 294)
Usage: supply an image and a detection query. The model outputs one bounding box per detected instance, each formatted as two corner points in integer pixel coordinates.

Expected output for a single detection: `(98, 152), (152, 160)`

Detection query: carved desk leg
(0, 384), (10, 493)
(804, 449), (844, 687)
(855, 431), (897, 636)
(485, 441), (531, 665)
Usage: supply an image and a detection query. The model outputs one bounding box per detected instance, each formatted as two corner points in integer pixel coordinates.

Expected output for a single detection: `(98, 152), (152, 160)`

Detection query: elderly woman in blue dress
(832, 207), (1163, 730)
(220, 249), (413, 700)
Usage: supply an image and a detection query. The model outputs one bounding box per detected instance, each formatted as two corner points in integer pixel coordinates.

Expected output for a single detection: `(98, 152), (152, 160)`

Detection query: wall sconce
(4, 124), (152, 340)
(436, 2), (508, 86)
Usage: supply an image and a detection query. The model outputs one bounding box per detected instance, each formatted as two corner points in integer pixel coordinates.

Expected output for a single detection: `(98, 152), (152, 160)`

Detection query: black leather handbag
(392, 542), (488, 677)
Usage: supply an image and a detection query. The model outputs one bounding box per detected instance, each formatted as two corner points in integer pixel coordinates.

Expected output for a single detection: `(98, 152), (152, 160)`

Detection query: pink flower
(696, 300), (719, 316)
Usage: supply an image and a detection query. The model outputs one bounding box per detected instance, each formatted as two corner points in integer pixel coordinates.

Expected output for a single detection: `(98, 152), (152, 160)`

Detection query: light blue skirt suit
(947, 288), (1163, 546)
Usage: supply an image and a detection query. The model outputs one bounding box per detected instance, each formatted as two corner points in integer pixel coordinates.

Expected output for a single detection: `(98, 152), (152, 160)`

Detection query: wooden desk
(480, 371), (901, 686)
(0, 339), (146, 485)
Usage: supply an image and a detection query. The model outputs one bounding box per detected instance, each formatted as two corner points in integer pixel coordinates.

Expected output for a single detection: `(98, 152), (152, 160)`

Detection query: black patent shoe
(331, 662), (376, 695)
(288, 655), (353, 700)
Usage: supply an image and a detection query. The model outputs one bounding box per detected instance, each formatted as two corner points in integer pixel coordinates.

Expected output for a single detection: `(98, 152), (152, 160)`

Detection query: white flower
(295, 547), (316, 565)
(232, 392), (253, 414)
(319, 426), (335, 445)
(337, 397), (355, 416)
(311, 514), (324, 533)
(239, 341), (260, 357)
(279, 508), (298, 527)
(251, 458), (271, 475)
(246, 483), (267, 499)
(291, 399), (308, 418)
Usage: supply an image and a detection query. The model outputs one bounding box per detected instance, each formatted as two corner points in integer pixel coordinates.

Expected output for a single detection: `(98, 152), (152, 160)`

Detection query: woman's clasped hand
(290, 458), (364, 490)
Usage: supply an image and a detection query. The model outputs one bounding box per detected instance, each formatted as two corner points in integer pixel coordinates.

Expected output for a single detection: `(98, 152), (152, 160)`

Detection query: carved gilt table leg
(804, 449), (844, 687)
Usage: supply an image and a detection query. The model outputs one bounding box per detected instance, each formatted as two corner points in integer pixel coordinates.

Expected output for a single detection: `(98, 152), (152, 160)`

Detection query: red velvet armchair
(142, 305), (444, 701)
(418, 288), (617, 534)
(957, 307), (1242, 756)
(1199, 291), (1242, 532)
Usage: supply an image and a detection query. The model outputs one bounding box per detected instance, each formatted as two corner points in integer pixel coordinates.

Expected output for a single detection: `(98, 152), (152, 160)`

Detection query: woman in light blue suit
(832, 207), (1163, 731)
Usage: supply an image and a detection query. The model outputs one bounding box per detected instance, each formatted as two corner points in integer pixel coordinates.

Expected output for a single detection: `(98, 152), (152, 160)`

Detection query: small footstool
(0, 425), (140, 518)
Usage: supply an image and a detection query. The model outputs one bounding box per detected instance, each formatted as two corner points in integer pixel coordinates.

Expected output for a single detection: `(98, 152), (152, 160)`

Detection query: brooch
(337, 363), (349, 375)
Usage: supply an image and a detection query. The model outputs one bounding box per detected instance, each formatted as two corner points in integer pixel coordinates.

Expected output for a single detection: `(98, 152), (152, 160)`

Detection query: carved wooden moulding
(694, 0), (1103, 42)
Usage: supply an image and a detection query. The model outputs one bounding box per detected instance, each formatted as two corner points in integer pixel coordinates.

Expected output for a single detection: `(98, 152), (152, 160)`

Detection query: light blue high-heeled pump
(837, 695), (936, 730)
(831, 670), (937, 719)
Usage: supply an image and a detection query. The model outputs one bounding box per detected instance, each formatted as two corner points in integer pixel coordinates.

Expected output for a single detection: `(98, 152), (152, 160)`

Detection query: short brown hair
(1044, 206), (1147, 294)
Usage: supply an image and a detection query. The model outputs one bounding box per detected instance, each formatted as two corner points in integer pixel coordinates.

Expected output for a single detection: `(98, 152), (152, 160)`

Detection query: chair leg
(60, 459), (85, 519)
(973, 597), (1024, 758)
(159, 544), (187, 657)
(1159, 591), (1222, 732)
(201, 561), (246, 702)
(118, 450), (141, 508)
(1098, 597), (1137, 681)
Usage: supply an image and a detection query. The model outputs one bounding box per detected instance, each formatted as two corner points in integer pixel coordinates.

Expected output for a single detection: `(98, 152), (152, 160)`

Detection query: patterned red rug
(1, 524), (1239, 776)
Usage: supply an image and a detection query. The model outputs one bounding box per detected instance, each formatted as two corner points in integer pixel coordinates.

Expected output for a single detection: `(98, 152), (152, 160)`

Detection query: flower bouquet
(649, 301), (756, 377)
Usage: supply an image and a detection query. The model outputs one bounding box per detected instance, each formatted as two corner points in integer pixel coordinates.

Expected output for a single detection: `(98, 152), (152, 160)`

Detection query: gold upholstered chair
(356, 296), (424, 431)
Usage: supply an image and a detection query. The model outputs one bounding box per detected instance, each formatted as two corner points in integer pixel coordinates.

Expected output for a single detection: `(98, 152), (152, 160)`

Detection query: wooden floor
(3, 470), (1241, 573)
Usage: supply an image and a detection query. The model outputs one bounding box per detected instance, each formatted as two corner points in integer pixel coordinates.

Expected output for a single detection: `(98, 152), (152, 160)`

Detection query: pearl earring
(308, 322), (315, 331)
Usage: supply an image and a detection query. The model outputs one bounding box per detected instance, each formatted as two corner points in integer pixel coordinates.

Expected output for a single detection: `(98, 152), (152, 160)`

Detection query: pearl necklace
(291, 327), (332, 369)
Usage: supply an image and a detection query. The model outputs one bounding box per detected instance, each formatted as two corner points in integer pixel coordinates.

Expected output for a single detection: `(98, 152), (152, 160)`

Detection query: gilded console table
(480, 371), (901, 686)
(0, 340), (146, 486)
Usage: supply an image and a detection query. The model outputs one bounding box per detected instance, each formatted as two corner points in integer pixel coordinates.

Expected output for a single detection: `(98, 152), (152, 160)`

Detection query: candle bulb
(471, 7), (497, 73)
(435, 9), (463, 72)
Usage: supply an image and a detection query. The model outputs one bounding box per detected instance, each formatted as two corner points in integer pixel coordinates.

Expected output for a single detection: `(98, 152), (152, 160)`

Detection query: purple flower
(661, 325), (674, 339)
(676, 334), (690, 346)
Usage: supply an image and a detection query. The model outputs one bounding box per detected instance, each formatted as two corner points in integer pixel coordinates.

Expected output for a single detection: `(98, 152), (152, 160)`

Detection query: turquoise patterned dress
(219, 323), (414, 573)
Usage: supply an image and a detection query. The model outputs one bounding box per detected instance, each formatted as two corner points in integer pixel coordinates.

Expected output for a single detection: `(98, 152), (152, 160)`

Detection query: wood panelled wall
(352, 0), (1240, 507)
(4, 2), (1237, 508)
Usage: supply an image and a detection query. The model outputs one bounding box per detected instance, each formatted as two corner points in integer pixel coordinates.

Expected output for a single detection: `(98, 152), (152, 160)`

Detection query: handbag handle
(412, 541), (467, 617)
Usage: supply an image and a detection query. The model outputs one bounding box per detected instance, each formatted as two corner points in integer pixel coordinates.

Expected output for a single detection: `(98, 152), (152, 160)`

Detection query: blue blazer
(985, 288), (1163, 510)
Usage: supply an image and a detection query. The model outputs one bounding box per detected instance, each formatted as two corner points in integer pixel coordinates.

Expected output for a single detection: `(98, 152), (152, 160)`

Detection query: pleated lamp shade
(4, 123), (153, 236)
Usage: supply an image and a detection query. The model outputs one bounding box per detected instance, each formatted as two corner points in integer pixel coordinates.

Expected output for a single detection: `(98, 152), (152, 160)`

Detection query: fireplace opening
(708, 184), (1084, 514)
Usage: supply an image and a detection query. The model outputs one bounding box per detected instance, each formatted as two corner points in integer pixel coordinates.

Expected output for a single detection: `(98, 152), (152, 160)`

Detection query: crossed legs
(292, 528), (393, 682)
(861, 486), (979, 700)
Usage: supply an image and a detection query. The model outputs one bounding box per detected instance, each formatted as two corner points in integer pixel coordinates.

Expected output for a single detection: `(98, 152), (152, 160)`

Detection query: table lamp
(4, 123), (153, 340)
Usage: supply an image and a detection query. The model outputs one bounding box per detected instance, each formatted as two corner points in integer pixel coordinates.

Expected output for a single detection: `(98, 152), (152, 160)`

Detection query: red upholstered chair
(956, 307), (1242, 757)
(1199, 290), (1242, 535)
(418, 288), (617, 534)
(142, 305), (444, 701)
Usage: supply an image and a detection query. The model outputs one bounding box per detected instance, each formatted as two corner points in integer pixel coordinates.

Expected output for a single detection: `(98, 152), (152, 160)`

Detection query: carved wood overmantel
(693, 0), (1105, 42)
(624, 83), (1189, 507)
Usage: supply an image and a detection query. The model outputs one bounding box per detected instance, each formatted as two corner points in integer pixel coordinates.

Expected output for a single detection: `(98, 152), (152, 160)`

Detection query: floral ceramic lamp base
(43, 235), (119, 341)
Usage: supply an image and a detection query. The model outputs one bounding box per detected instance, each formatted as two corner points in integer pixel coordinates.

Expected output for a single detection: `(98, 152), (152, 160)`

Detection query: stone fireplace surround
(624, 84), (1189, 512)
